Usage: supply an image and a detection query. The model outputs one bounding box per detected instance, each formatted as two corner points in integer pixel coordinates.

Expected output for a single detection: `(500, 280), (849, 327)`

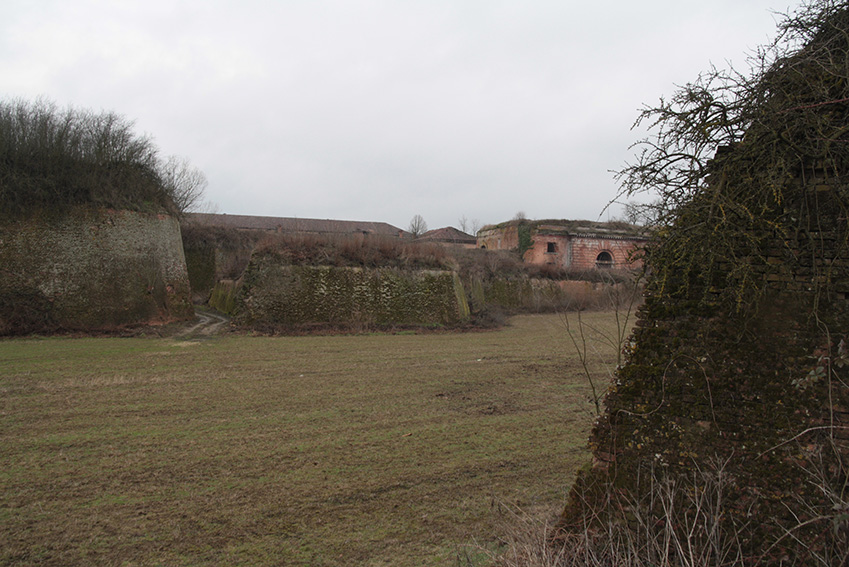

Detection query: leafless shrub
(490, 450), (849, 567)
(252, 232), (451, 270)
(158, 155), (208, 214)
(0, 97), (205, 217)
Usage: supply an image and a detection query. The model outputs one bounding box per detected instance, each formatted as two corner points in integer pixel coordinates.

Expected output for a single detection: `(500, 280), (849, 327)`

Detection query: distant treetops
(0, 97), (206, 218)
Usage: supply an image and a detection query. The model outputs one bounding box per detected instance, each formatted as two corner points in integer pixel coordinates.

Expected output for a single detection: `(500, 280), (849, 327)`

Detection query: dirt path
(175, 309), (229, 339)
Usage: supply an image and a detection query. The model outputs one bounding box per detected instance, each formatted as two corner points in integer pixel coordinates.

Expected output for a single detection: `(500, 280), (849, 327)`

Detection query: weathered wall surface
(477, 225), (520, 250)
(0, 207), (193, 333)
(181, 224), (261, 303)
(522, 234), (572, 268)
(465, 276), (624, 313)
(567, 236), (642, 270)
(559, 177), (849, 560)
(234, 259), (470, 330)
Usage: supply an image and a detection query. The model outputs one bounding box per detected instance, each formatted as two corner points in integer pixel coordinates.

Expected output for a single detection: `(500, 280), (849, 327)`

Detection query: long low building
(185, 213), (408, 238)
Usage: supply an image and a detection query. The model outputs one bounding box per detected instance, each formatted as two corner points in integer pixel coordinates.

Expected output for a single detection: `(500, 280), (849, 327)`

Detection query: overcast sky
(3, 0), (789, 231)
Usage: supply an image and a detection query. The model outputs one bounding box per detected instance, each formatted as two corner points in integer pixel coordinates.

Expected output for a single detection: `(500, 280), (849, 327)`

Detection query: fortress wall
(0, 207), (193, 333)
(234, 260), (470, 330)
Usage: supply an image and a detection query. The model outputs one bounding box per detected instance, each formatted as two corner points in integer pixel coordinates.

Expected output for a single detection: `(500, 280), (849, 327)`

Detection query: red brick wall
(523, 235), (571, 267)
(523, 234), (644, 270)
(478, 224), (645, 271)
(569, 236), (643, 270)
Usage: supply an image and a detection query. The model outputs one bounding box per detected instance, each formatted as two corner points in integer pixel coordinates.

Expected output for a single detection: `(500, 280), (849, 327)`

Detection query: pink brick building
(477, 220), (647, 271)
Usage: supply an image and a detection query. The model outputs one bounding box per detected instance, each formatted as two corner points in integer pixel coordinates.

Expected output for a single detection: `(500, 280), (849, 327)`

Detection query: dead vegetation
(252, 231), (452, 270)
(0, 97), (205, 218)
(483, 449), (849, 567)
(0, 312), (625, 566)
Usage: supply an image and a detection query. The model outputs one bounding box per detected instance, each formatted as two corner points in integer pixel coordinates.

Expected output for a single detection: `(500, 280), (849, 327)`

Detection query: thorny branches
(616, 0), (849, 314)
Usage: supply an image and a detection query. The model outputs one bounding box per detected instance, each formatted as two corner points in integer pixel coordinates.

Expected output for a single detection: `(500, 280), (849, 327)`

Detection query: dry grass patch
(0, 312), (625, 566)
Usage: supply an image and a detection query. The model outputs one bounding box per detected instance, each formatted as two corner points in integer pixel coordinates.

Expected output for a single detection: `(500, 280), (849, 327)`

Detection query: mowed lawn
(0, 312), (624, 566)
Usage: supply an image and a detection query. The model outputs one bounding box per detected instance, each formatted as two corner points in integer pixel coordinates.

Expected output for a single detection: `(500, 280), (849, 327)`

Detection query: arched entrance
(595, 250), (613, 268)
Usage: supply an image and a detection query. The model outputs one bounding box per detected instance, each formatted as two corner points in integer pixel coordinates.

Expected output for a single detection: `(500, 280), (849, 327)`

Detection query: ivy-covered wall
(553, 9), (849, 559)
(0, 207), (193, 334)
(233, 256), (470, 330)
(558, 171), (849, 562)
(208, 279), (240, 315)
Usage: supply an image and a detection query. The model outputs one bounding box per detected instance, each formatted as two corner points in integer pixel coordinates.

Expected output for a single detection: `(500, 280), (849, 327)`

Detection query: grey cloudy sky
(3, 0), (787, 231)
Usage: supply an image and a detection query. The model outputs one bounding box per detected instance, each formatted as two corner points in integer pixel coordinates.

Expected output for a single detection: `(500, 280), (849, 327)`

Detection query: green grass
(0, 312), (625, 566)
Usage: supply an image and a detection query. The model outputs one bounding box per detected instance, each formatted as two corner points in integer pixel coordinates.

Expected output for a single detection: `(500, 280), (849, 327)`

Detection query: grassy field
(0, 312), (625, 566)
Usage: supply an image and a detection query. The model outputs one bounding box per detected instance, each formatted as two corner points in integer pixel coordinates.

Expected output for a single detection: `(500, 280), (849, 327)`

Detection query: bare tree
(158, 155), (208, 215)
(459, 214), (483, 235)
(408, 214), (428, 237)
(623, 200), (660, 226)
(470, 218), (482, 235)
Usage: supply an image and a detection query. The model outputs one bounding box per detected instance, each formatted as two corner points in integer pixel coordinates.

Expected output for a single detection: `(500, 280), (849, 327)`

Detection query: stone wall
(477, 224), (520, 251)
(233, 258), (470, 330)
(0, 207), (193, 334)
(465, 276), (628, 313)
(181, 223), (261, 303)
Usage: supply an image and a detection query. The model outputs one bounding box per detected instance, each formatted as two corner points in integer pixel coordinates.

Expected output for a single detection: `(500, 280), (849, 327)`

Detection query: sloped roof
(186, 213), (406, 237)
(416, 226), (477, 244)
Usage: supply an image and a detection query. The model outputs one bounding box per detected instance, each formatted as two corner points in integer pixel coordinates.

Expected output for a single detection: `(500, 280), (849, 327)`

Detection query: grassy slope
(0, 313), (623, 566)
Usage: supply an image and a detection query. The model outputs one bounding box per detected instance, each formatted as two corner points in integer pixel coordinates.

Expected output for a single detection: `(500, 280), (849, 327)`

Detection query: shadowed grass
(0, 312), (624, 566)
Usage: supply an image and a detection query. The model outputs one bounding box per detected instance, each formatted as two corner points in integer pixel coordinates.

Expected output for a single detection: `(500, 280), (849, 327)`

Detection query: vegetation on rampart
(480, 218), (643, 237)
(552, 1), (849, 564)
(251, 232), (453, 270)
(616, 2), (849, 314)
(0, 98), (206, 217)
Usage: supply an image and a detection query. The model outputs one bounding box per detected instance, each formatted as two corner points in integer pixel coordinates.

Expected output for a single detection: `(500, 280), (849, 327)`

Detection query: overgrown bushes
(0, 97), (205, 217)
(250, 232), (452, 270)
(550, 1), (849, 564)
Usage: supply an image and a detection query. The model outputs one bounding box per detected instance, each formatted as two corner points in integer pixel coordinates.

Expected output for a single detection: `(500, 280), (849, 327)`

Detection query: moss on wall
(558, 171), (849, 563)
(0, 206), (192, 334)
(463, 275), (628, 314)
(208, 280), (240, 315)
(180, 224), (261, 303)
(516, 222), (533, 258)
(184, 246), (217, 301)
(233, 255), (469, 330)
